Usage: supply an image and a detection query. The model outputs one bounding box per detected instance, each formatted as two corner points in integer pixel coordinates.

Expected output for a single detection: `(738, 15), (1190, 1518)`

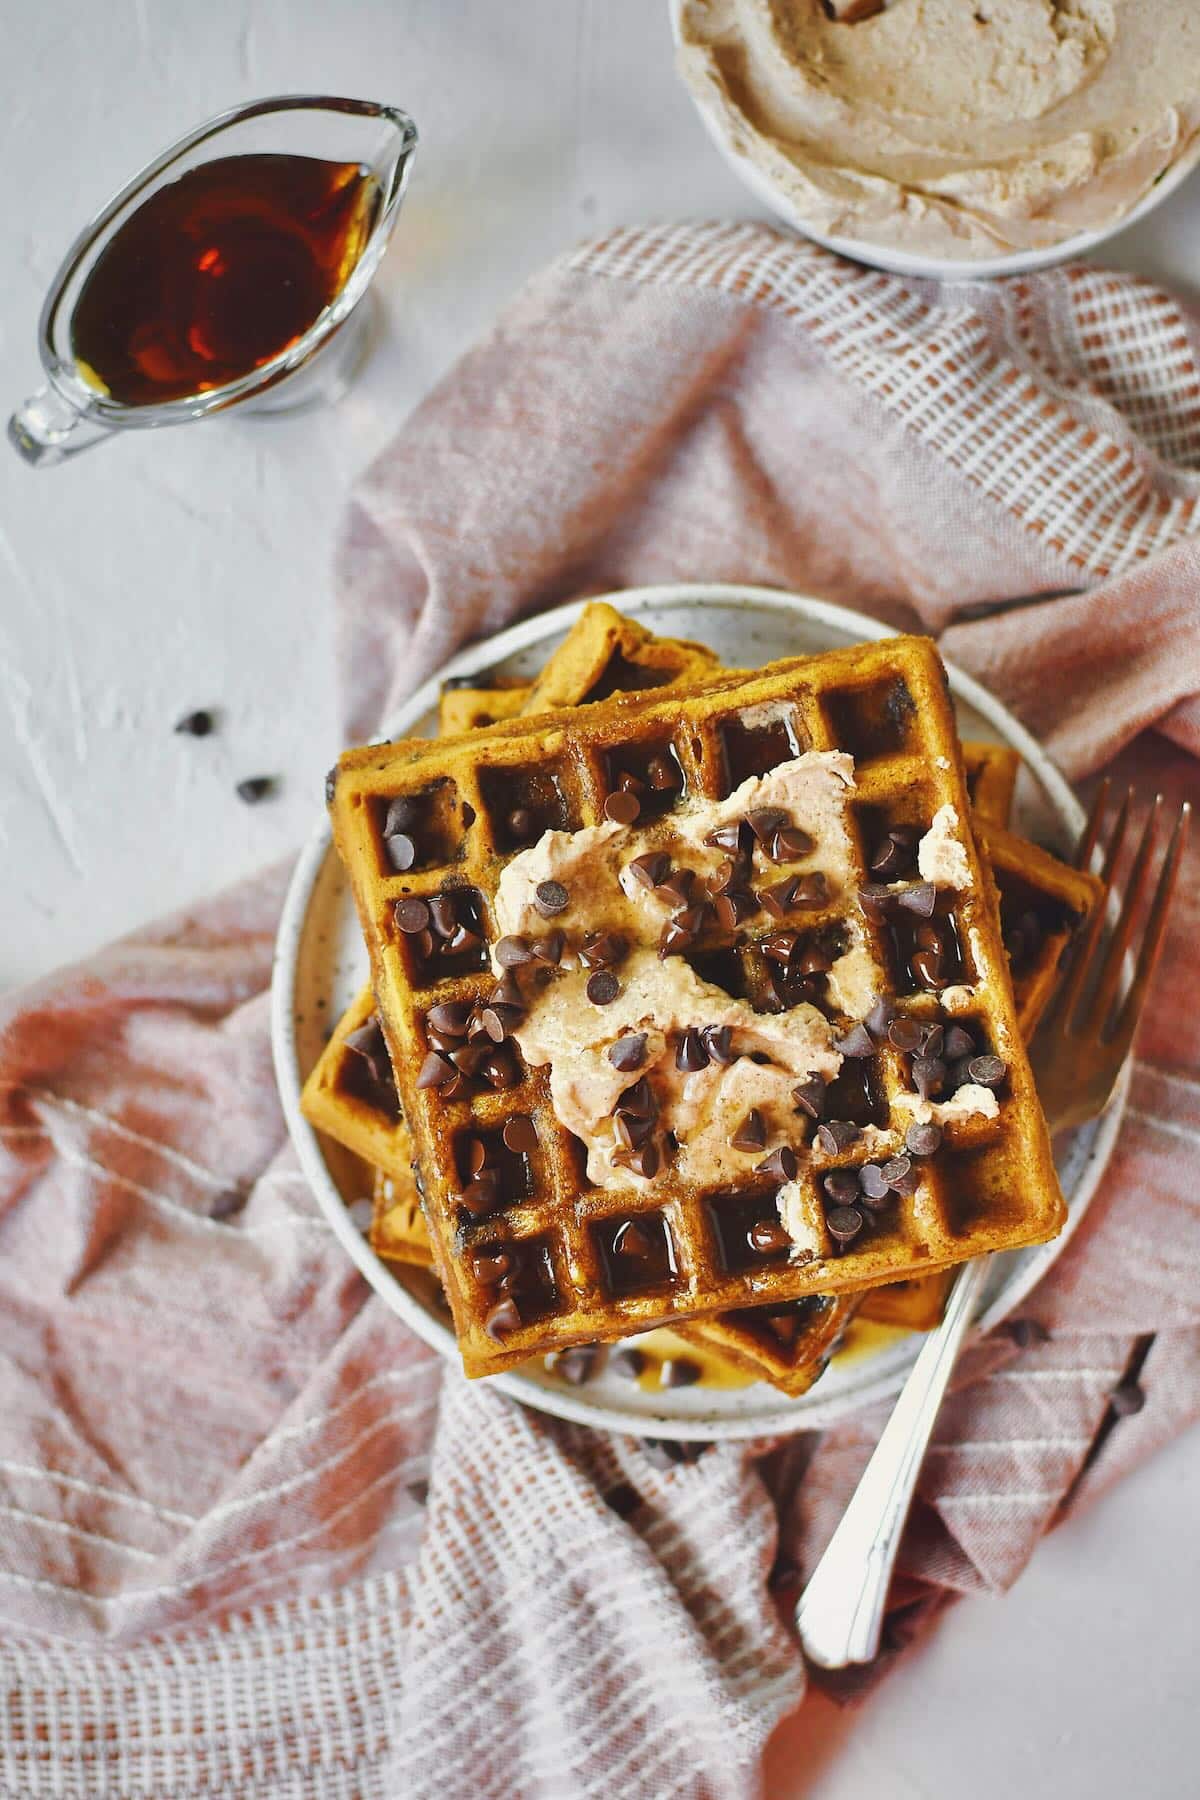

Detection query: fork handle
(795, 1257), (991, 1669)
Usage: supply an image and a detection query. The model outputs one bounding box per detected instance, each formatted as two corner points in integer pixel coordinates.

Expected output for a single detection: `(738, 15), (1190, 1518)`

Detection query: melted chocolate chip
(484, 1297), (522, 1341)
(502, 1116), (538, 1153)
(507, 808), (537, 843)
(701, 1024), (735, 1065)
(580, 931), (627, 969)
(609, 1033), (648, 1072)
(627, 851), (671, 891)
(768, 825), (816, 862)
(895, 883), (937, 918)
(705, 821), (749, 855)
(747, 807), (788, 844)
(675, 1028), (709, 1073)
(417, 1051), (456, 1090)
(748, 1219), (791, 1256)
(647, 756), (681, 791)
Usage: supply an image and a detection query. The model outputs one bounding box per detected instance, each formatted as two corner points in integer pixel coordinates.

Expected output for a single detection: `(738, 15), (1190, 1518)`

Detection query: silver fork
(795, 788), (1190, 1670)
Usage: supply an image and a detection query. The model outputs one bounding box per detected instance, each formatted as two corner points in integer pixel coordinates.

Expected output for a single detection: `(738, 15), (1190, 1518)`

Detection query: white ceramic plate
(271, 585), (1127, 1441)
(666, 0), (1200, 281)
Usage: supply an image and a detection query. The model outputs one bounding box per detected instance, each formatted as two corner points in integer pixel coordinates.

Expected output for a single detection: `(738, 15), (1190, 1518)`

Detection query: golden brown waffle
(438, 680), (528, 737)
(962, 741), (1019, 827)
(980, 817), (1103, 1040)
(300, 987), (412, 1183)
(520, 600), (718, 712)
(329, 634), (1065, 1377)
(371, 1165), (435, 1268)
(676, 1294), (858, 1396)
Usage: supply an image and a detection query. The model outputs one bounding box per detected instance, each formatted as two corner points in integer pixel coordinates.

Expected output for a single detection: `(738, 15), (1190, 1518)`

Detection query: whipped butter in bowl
(674, 0), (1200, 274)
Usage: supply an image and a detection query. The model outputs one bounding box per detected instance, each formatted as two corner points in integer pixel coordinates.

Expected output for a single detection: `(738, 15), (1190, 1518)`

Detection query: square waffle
(962, 741), (1019, 828)
(328, 634), (1065, 1377)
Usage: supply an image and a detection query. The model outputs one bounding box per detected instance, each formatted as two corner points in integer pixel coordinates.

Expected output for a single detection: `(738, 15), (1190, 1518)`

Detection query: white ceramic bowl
(667, 0), (1200, 281)
(271, 584), (1127, 1441)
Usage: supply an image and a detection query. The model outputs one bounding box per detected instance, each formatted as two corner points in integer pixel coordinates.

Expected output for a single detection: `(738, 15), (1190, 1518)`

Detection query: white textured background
(3, 4), (1198, 1793)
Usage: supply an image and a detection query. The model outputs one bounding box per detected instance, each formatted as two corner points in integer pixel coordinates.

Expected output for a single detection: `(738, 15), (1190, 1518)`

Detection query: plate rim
(271, 582), (1126, 1440)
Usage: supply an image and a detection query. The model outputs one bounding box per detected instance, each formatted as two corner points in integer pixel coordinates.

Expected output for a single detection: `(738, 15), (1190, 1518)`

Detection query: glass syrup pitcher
(9, 95), (417, 467)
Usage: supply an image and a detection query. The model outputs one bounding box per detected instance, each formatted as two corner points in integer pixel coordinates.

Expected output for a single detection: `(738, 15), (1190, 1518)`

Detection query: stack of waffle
(305, 604), (1101, 1396)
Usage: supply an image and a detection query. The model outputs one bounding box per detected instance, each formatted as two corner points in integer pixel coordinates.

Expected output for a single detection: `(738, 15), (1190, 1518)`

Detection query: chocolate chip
(816, 1119), (860, 1155)
(580, 931), (627, 969)
(748, 807), (789, 844)
(613, 1220), (654, 1260)
(611, 1347), (646, 1380)
(416, 1050), (456, 1089)
(910, 1055), (946, 1099)
(618, 772), (645, 796)
(768, 826), (815, 862)
(707, 858), (740, 896)
(675, 1029), (709, 1073)
(826, 1205), (864, 1245)
(502, 1116), (537, 1153)
(714, 890), (757, 929)
(905, 1121), (943, 1157)
(762, 930), (799, 967)
(586, 971), (620, 1006)
(911, 948), (947, 991)
(531, 931), (565, 966)
(869, 832), (912, 878)
(449, 1044), (488, 1076)
(604, 790), (641, 826)
(834, 1024), (875, 1059)
(660, 1357), (701, 1389)
(865, 995), (895, 1040)
(798, 945), (833, 976)
(760, 876), (801, 918)
(344, 1017), (389, 1085)
(471, 1248), (513, 1284)
(604, 1481), (641, 1518)
(1111, 1380), (1145, 1417)
(460, 1171), (501, 1216)
(484, 1297), (522, 1341)
(793, 873), (829, 908)
(410, 929), (435, 962)
(495, 934), (533, 968)
(551, 1345), (599, 1385)
(858, 1163), (892, 1203)
(859, 884), (894, 915)
(381, 829), (416, 871)
(507, 808), (537, 842)
(423, 894), (454, 938)
(792, 1076), (827, 1119)
(616, 1142), (660, 1178)
(383, 796), (419, 835)
(1005, 1317), (1050, 1349)
(174, 708), (214, 736)
(615, 1077), (656, 1120)
(756, 1145), (797, 1182)
(647, 756), (680, 791)
(627, 851), (671, 890)
(613, 1111), (652, 1151)
(481, 1050), (520, 1090)
(943, 1024), (976, 1061)
(534, 880), (569, 917)
(655, 870), (696, 910)
(967, 1054), (1007, 1089)
(887, 1017), (925, 1053)
(702, 1024), (736, 1065)
(464, 1137), (491, 1174)
(235, 775), (278, 806)
(881, 1154), (913, 1187)
(823, 1168), (861, 1207)
(659, 910), (701, 957)
(705, 822), (748, 855)
(730, 1109), (767, 1152)
(609, 1033), (647, 1072)
(208, 1188), (246, 1220)
(896, 883), (936, 917)
(748, 1219), (791, 1255)
(920, 1022), (945, 1059)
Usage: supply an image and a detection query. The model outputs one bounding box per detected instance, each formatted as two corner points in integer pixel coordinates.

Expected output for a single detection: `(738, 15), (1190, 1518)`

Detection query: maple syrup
(70, 153), (380, 406)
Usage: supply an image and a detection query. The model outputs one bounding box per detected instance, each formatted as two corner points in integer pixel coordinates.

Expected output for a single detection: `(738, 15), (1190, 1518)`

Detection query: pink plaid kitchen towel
(2, 222), (1199, 1800)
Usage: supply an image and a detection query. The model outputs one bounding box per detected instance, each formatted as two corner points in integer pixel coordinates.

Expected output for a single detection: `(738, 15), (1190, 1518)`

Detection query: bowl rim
(271, 582), (1127, 1441)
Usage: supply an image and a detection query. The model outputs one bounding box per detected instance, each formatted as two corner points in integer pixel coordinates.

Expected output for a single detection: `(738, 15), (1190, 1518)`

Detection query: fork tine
(1084, 795), (1162, 1035)
(1108, 803), (1191, 1047)
(1074, 778), (1111, 872)
(1050, 787), (1131, 1035)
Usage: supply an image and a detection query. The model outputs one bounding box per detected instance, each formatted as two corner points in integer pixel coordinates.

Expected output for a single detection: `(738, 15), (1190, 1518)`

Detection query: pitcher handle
(8, 386), (112, 467)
